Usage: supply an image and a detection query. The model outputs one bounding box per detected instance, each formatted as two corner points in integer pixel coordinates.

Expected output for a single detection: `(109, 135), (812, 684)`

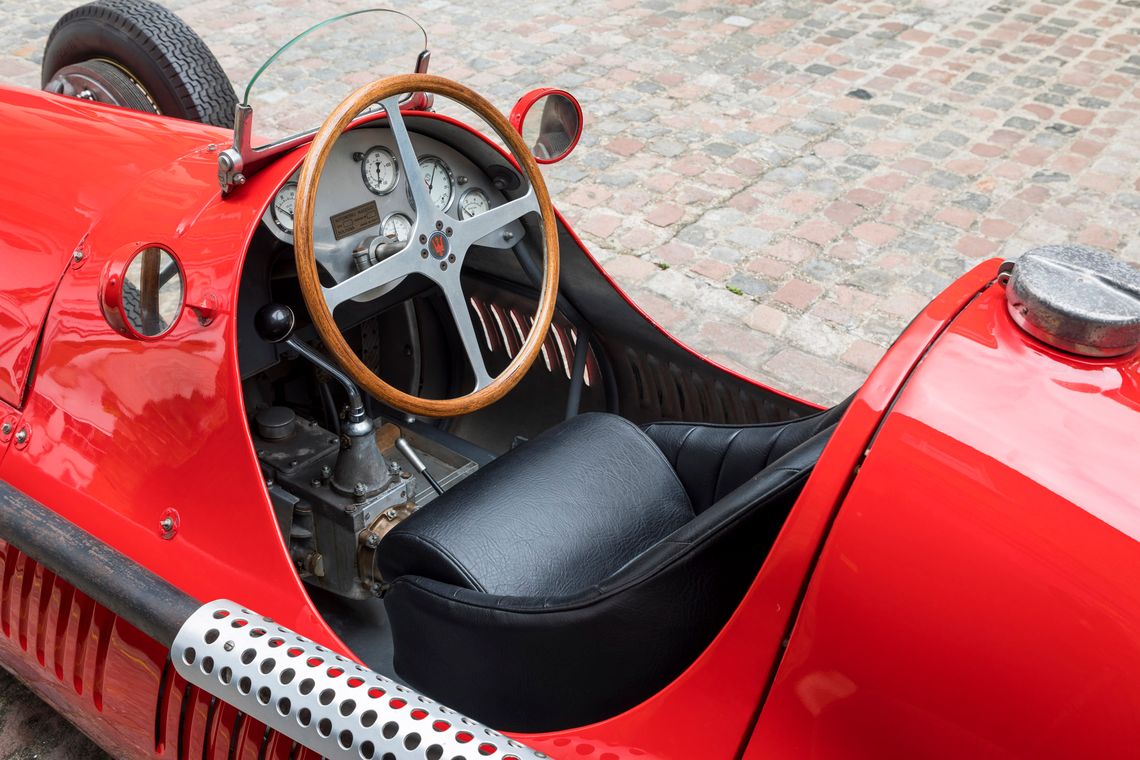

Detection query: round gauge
(458, 188), (491, 219)
(271, 181), (297, 234)
(382, 212), (413, 243)
(361, 146), (398, 195)
(408, 155), (454, 211)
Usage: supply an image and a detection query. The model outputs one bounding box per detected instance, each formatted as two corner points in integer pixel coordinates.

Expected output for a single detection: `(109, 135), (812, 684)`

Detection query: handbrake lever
(395, 437), (444, 496)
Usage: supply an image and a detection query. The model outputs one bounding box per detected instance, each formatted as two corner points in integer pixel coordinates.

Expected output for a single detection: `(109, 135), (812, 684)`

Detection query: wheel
(41, 0), (237, 127)
(294, 74), (560, 418)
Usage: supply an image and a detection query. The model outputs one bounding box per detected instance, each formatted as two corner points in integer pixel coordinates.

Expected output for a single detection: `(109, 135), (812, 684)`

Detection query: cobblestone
(3, 0), (1140, 752)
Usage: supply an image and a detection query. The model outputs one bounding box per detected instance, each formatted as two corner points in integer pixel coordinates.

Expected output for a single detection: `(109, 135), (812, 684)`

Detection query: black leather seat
(378, 400), (849, 732)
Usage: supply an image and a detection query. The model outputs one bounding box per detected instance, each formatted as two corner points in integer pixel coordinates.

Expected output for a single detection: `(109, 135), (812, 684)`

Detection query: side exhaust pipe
(173, 600), (547, 760)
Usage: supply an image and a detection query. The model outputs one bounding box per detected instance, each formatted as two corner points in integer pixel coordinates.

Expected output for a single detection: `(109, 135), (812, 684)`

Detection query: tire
(41, 0), (237, 127)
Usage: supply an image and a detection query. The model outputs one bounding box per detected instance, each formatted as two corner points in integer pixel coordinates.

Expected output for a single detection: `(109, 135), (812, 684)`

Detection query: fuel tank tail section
(173, 599), (547, 760)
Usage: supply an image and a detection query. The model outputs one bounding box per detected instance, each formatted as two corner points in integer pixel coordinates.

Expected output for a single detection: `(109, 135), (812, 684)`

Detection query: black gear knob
(255, 303), (295, 343)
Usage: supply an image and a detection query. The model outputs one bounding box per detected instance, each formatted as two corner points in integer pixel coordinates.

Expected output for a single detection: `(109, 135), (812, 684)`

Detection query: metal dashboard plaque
(330, 201), (381, 240)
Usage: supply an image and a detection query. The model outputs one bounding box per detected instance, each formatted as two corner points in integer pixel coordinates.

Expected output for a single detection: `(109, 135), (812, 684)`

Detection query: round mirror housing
(509, 88), (583, 164)
(102, 245), (185, 339)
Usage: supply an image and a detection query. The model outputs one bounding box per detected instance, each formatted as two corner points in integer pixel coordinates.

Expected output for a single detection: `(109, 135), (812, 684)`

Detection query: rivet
(435, 220), (443, 231)
(72, 249), (84, 263)
(207, 143), (218, 152)
(0, 422), (10, 436)
(448, 254), (456, 263)
(445, 227), (453, 236)
(439, 262), (448, 271)
(420, 249), (428, 258)
(14, 429), (27, 445)
(419, 234), (427, 244)
(503, 230), (514, 241)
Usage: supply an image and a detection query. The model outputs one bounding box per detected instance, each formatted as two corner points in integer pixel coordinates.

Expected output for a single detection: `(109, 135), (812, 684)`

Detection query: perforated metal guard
(172, 600), (546, 760)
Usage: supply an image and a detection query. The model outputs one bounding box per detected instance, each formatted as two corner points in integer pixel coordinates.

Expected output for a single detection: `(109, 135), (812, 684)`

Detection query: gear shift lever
(255, 304), (390, 498)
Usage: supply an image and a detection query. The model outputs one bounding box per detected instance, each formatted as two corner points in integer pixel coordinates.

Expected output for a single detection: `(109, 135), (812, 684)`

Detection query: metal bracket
(172, 599), (546, 759)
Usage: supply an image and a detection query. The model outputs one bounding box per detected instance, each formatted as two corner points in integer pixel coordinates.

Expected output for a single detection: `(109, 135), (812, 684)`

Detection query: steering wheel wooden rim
(293, 74), (559, 418)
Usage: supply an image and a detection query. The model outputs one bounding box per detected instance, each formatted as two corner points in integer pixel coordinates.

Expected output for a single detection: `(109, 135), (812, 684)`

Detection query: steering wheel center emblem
(428, 231), (450, 259)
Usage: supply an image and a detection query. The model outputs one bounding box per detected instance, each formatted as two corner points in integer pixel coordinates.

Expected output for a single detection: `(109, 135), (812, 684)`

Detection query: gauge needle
(428, 163), (437, 190)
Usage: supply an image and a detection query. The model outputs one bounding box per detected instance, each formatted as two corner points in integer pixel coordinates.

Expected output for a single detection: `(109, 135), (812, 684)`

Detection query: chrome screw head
(14, 429), (27, 444)
(0, 422), (11, 436)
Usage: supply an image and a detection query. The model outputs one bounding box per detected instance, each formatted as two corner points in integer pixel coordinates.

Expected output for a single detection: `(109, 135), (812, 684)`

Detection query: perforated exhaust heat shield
(172, 600), (546, 760)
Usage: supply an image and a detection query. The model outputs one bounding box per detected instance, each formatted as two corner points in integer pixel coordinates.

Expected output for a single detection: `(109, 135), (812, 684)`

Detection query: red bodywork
(0, 80), (1137, 760)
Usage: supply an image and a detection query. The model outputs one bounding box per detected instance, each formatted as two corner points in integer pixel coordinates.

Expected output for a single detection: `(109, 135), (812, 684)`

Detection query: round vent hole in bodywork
(426, 746), (443, 760)
(219, 667), (232, 684)
(182, 647), (196, 665)
(318, 718), (333, 737)
(360, 709), (377, 727)
(260, 658), (276, 674)
(298, 707), (311, 726)
(257, 686), (271, 705)
(277, 696), (291, 715)
(340, 699), (356, 716)
(280, 668), (295, 684)
(319, 688), (336, 706)
(299, 678), (315, 695)
(200, 656), (213, 674)
(403, 732), (420, 750)
(359, 740), (375, 759)
(339, 729), (354, 749)
(382, 721), (398, 739)
(204, 629), (219, 644)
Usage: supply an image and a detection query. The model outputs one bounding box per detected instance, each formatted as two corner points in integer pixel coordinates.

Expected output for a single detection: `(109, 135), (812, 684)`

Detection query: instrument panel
(262, 127), (524, 285)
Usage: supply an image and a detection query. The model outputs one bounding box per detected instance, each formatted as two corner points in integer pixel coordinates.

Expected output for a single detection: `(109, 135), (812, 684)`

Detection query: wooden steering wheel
(293, 74), (559, 418)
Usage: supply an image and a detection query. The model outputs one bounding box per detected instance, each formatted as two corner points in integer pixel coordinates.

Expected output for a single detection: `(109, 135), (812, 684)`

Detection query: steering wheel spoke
(323, 244), (418, 311)
(452, 187), (540, 252)
(383, 96), (434, 226)
(439, 279), (494, 391)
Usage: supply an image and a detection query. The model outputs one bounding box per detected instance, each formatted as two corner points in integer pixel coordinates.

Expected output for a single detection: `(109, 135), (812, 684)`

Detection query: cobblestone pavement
(1, 0), (1139, 755)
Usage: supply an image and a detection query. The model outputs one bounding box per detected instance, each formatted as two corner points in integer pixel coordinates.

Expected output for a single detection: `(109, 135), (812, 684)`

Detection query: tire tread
(44, 0), (237, 127)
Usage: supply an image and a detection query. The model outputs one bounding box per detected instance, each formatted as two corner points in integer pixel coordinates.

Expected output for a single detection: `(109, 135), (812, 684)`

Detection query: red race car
(1, 2), (1138, 759)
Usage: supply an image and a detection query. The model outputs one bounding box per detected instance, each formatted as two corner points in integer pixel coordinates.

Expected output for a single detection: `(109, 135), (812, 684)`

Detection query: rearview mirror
(509, 89), (583, 164)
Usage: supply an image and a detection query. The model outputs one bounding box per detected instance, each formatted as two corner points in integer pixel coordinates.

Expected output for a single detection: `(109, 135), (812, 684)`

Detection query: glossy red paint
(517, 261), (1003, 759)
(0, 86), (344, 651)
(0, 540), (324, 759)
(746, 280), (1140, 758)
(0, 86), (228, 407)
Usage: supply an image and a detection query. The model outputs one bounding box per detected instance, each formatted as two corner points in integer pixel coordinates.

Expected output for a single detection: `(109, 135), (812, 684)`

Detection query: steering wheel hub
(427, 229), (450, 259)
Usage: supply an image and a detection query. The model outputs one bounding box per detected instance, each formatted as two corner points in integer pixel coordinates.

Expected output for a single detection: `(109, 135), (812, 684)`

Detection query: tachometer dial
(382, 212), (413, 243)
(271, 181), (297, 234)
(458, 188), (491, 219)
(361, 146), (398, 195)
(408, 155), (454, 211)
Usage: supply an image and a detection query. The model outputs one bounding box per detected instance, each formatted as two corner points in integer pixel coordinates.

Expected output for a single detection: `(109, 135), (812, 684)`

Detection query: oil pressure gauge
(271, 181), (297, 234)
(382, 212), (412, 243)
(361, 146), (398, 195)
(459, 188), (491, 219)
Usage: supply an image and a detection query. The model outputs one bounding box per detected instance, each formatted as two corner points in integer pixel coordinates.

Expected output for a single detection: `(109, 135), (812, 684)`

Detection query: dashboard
(260, 126), (525, 287)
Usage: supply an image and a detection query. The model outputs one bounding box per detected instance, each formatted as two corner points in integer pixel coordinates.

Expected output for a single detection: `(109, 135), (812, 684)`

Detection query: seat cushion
(378, 413), (693, 598)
